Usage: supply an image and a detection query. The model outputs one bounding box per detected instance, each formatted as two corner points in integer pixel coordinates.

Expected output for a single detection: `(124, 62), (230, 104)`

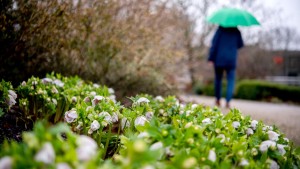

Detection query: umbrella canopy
(207, 8), (260, 27)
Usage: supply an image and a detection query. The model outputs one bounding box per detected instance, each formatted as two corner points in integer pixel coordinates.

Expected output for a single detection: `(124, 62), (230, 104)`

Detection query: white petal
(232, 121), (240, 129)
(145, 112), (154, 120)
(90, 120), (100, 131)
(8, 90), (17, 100)
(0, 156), (13, 169)
(134, 116), (148, 127)
(208, 150), (216, 162)
(34, 142), (55, 164)
(259, 140), (276, 152)
(267, 131), (279, 141)
(64, 110), (78, 123)
(239, 158), (249, 166)
(154, 96), (164, 102)
(121, 118), (130, 130)
(150, 142), (163, 151)
(251, 120), (258, 130)
(136, 97), (150, 104)
(202, 118), (211, 125)
(56, 162), (72, 169)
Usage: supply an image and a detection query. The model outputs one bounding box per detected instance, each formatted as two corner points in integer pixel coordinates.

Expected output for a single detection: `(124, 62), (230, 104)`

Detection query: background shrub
(0, 0), (186, 97)
(235, 80), (300, 103)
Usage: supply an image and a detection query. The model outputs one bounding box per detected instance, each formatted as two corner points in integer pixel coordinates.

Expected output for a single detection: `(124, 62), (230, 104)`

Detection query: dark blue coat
(208, 26), (244, 69)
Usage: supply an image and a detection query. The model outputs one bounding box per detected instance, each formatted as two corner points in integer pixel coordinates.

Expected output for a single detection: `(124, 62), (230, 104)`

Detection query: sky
(263, 0), (300, 32)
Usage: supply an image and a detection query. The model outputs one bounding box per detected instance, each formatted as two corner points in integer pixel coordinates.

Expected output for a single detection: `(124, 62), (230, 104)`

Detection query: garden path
(179, 94), (300, 146)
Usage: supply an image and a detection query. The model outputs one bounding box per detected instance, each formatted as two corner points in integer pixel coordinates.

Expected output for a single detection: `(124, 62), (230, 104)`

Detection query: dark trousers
(214, 66), (235, 102)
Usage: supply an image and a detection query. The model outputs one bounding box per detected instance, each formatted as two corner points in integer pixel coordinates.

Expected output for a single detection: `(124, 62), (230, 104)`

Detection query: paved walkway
(179, 94), (300, 146)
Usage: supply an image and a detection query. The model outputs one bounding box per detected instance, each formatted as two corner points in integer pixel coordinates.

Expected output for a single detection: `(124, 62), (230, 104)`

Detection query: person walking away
(208, 26), (244, 108)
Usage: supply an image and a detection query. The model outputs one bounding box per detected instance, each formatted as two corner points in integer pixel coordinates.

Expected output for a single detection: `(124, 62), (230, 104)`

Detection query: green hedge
(235, 80), (300, 103)
(193, 82), (226, 97)
(194, 80), (300, 103)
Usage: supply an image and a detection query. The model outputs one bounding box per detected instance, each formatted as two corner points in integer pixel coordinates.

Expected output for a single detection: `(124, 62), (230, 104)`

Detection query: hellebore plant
(0, 75), (300, 169)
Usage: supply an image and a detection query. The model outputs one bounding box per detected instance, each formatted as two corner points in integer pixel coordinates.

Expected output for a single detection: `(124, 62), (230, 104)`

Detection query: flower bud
(64, 110), (78, 123)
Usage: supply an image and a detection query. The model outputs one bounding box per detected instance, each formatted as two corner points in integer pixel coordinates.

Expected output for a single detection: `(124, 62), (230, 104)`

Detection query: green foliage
(235, 80), (300, 103)
(0, 75), (299, 168)
(0, 80), (15, 116)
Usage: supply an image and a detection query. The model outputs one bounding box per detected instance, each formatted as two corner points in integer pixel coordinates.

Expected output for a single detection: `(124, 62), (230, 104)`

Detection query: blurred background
(1, 0), (300, 103)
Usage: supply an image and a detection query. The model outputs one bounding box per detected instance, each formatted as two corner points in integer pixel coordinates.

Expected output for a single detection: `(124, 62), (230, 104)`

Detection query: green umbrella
(207, 8), (260, 27)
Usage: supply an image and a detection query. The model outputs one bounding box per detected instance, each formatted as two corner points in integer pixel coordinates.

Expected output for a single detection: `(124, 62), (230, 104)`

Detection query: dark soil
(0, 106), (33, 144)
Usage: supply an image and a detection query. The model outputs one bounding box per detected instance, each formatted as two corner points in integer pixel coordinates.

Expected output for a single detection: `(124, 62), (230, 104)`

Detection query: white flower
(99, 112), (112, 124)
(42, 78), (52, 84)
(208, 149), (216, 162)
(246, 128), (254, 135)
(136, 97), (150, 104)
(108, 88), (115, 94)
(185, 122), (193, 129)
(93, 83), (100, 88)
(202, 118), (211, 125)
(267, 131), (279, 141)
(277, 144), (287, 155)
(64, 110), (78, 123)
(185, 110), (192, 116)
(86, 106), (93, 111)
(179, 104), (185, 110)
(52, 98), (57, 105)
(182, 157), (197, 169)
(150, 142), (163, 151)
(138, 132), (149, 138)
(251, 120), (258, 130)
(112, 113), (119, 123)
(259, 140), (276, 152)
(269, 160), (280, 169)
(165, 146), (174, 156)
(90, 91), (97, 96)
(175, 100), (180, 107)
(71, 96), (77, 103)
(83, 97), (90, 103)
(6, 95), (16, 108)
(92, 96), (104, 107)
(262, 125), (273, 131)
(53, 79), (64, 87)
(284, 138), (289, 143)
(34, 142), (55, 164)
(76, 122), (83, 131)
(0, 156), (13, 169)
(217, 134), (226, 143)
(232, 121), (240, 129)
(142, 165), (155, 169)
(109, 95), (116, 102)
(8, 90), (17, 100)
(154, 96), (164, 102)
(121, 118), (130, 130)
(32, 80), (38, 85)
(21, 81), (26, 86)
(56, 163), (72, 169)
(76, 135), (98, 162)
(239, 158), (249, 166)
(90, 120), (100, 132)
(191, 104), (198, 110)
(145, 112), (154, 120)
(134, 116), (148, 127)
(52, 87), (58, 94)
(251, 148), (258, 156)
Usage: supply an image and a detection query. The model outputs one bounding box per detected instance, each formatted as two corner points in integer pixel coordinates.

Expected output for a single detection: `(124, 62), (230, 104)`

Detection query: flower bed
(0, 75), (299, 168)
